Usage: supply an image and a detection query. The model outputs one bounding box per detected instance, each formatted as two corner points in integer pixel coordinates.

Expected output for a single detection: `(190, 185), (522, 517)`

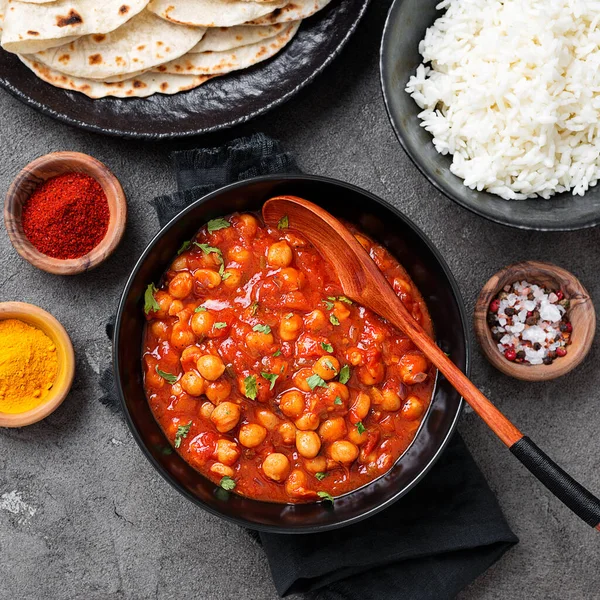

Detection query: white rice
(406, 0), (600, 200)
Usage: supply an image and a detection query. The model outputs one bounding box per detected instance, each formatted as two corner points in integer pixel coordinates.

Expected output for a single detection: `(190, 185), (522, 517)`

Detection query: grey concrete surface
(0, 3), (599, 599)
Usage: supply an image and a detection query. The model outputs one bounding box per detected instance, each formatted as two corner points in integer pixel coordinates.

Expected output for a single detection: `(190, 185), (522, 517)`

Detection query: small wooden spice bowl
(474, 261), (596, 381)
(4, 151), (127, 275)
(0, 302), (75, 428)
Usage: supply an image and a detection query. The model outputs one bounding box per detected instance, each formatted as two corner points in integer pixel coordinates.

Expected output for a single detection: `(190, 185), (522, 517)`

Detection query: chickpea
(210, 463), (234, 478)
(236, 214), (258, 238)
(216, 439), (240, 466)
(191, 310), (214, 337)
(304, 309), (327, 331)
(399, 353), (429, 385)
(194, 269), (222, 289)
(145, 364), (165, 389)
(402, 396), (425, 421)
(279, 313), (303, 341)
(256, 409), (279, 430)
(293, 368), (313, 392)
(154, 290), (174, 318)
(150, 320), (168, 338)
(210, 402), (241, 433)
(349, 392), (371, 423)
(205, 379), (232, 404)
(181, 345), (202, 367)
(276, 268), (305, 291)
(347, 426), (368, 445)
(354, 233), (371, 251)
(381, 389), (402, 411)
(319, 417), (347, 443)
(180, 371), (205, 397)
(168, 300), (184, 316)
(294, 412), (320, 431)
(313, 356), (340, 381)
(262, 453), (291, 482)
(239, 423), (267, 448)
(170, 323), (195, 349)
(169, 272), (193, 299)
(329, 440), (359, 464)
(304, 456), (327, 474)
(326, 381), (350, 402)
(358, 363), (385, 385)
(278, 422), (296, 445)
(332, 301), (351, 322)
(171, 254), (188, 271)
(222, 268), (242, 288)
(285, 469), (313, 499)
(296, 431), (321, 459)
(393, 277), (412, 295)
(246, 331), (274, 353)
(279, 390), (305, 418)
(228, 246), (251, 264)
(346, 347), (364, 366)
(200, 402), (214, 420)
(197, 354), (225, 381)
(267, 241), (293, 268)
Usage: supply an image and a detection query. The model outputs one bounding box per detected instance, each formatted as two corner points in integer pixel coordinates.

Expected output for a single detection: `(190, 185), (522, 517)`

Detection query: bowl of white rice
(380, 0), (600, 230)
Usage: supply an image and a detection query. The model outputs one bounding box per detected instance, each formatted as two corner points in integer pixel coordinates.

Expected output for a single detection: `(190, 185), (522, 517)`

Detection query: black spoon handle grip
(510, 436), (600, 529)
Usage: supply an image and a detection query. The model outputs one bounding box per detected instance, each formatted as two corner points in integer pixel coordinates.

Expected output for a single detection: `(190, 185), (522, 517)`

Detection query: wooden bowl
(4, 151), (127, 275)
(474, 261), (596, 381)
(0, 302), (75, 427)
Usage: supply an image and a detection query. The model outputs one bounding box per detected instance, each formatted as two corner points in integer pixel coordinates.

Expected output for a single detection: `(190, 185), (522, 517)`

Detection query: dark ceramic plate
(380, 0), (600, 231)
(114, 175), (468, 533)
(0, 0), (369, 139)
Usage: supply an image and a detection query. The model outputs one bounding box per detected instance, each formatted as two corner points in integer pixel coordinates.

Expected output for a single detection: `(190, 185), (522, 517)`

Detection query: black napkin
(102, 133), (517, 600)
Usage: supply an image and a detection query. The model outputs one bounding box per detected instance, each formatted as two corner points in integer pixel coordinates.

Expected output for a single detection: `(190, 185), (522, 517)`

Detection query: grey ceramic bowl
(380, 0), (600, 231)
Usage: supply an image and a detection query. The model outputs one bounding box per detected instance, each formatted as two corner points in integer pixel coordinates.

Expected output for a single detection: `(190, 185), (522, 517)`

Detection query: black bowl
(380, 0), (600, 231)
(114, 175), (468, 533)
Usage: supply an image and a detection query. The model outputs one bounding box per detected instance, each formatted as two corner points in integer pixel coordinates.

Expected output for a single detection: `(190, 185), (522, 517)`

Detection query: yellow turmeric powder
(0, 319), (58, 414)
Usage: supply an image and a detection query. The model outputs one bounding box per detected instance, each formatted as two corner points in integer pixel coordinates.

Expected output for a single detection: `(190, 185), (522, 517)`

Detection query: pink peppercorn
(505, 348), (517, 361)
(490, 299), (500, 313)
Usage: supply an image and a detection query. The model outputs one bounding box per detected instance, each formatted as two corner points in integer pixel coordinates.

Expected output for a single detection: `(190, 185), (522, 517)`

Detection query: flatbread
(154, 20), (299, 76)
(1, 0), (150, 53)
(190, 23), (287, 53)
(19, 54), (215, 98)
(147, 0), (288, 28)
(248, 0), (332, 25)
(31, 10), (205, 80)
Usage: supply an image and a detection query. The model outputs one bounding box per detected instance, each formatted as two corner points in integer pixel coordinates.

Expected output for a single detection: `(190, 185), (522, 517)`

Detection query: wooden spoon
(263, 196), (600, 531)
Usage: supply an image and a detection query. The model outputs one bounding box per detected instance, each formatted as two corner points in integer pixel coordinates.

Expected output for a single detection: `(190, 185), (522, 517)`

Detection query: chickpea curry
(142, 211), (436, 504)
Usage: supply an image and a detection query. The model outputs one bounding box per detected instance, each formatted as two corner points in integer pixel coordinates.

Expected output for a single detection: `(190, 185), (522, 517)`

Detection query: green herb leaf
(177, 240), (191, 255)
(334, 397), (343, 405)
(207, 218), (231, 233)
(174, 421), (192, 449)
(323, 299), (334, 310)
(250, 302), (259, 316)
(194, 306), (207, 313)
(317, 491), (334, 504)
(244, 375), (258, 400)
(214, 322), (227, 329)
(160, 446), (173, 456)
(284, 313), (294, 319)
(220, 476), (236, 491)
(338, 296), (353, 305)
(196, 243), (222, 257)
(253, 324), (271, 334)
(144, 283), (160, 314)
(339, 365), (351, 384)
(323, 359), (337, 373)
(156, 367), (178, 384)
(315, 472), (327, 481)
(321, 342), (334, 353)
(306, 374), (328, 390)
(357, 422), (366, 435)
(327, 296), (337, 302)
(329, 314), (340, 326)
(277, 215), (289, 230)
(221, 271), (231, 281)
(273, 349), (282, 357)
(261, 372), (279, 390)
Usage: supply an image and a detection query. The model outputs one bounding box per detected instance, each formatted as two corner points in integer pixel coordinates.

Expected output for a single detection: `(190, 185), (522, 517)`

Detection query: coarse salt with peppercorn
(488, 281), (572, 365)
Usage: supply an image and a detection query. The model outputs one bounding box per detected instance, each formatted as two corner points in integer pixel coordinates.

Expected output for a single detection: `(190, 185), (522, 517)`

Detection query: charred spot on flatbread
(56, 10), (83, 28)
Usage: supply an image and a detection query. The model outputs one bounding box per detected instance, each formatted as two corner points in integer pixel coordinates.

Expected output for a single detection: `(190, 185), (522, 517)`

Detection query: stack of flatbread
(0, 0), (332, 98)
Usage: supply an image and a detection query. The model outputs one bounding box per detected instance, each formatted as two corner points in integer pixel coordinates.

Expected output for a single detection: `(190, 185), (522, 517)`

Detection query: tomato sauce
(142, 212), (436, 503)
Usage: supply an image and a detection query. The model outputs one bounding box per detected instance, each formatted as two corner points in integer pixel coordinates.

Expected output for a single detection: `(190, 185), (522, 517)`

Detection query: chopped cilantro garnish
(177, 240), (191, 255)
(323, 359), (337, 373)
(220, 476), (236, 491)
(253, 324), (271, 334)
(273, 349), (282, 357)
(329, 314), (340, 326)
(195, 306), (207, 313)
(244, 375), (258, 400)
(214, 322), (227, 329)
(321, 342), (333, 353)
(250, 302), (259, 316)
(174, 421), (192, 449)
(261, 372), (279, 390)
(207, 218), (231, 233)
(339, 365), (351, 384)
(334, 397), (343, 405)
(315, 472), (327, 481)
(196, 243), (222, 257)
(306, 374), (328, 390)
(357, 422), (366, 435)
(277, 215), (289, 229)
(284, 313), (294, 319)
(144, 283), (160, 314)
(323, 299), (334, 310)
(338, 296), (353, 305)
(156, 367), (178, 384)
(317, 491), (334, 504)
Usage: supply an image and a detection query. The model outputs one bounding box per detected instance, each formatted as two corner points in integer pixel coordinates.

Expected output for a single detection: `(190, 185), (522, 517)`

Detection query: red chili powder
(21, 172), (110, 260)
